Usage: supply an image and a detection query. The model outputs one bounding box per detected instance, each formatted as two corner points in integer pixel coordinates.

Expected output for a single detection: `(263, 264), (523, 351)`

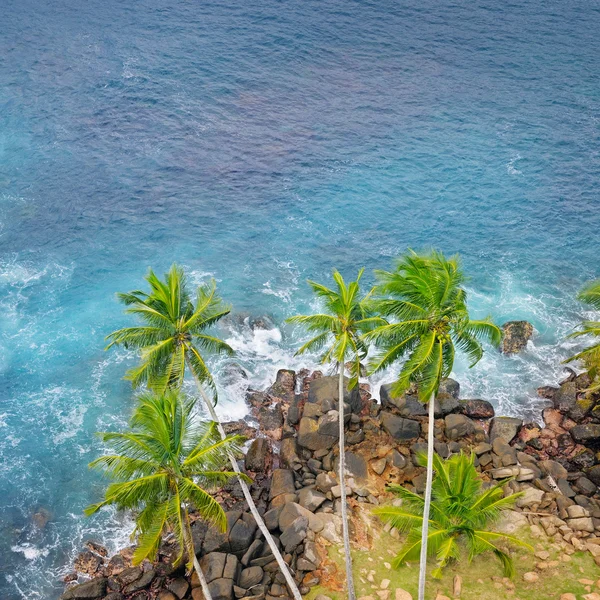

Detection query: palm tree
(85, 390), (245, 600)
(365, 250), (501, 600)
(287, 268), (384, 600)
(565, 279), (600, 393)
(105, 264), (304, 600)
(373, 453), (531, 580)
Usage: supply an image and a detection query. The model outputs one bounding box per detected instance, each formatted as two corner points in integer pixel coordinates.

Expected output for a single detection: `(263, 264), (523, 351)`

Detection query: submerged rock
(501, 321), (534, 354)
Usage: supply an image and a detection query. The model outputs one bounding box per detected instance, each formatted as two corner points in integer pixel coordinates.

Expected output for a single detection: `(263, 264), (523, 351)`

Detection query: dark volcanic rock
(553, 382), (577, 414)
(459, 399), (495, 419)
(438, 378), (460, 399)
(501, 321), (533, 354)
(307, 376), (362, 413)
(269, 469), (296, 500)
(570, 423), (600, 445)
(444, 414), (476, 441)
(61, 578), (107, 600)
(245, 438), (272, 472)
(379, 385), (427, 416)
(380, 412), (420, 441)
(208, 578), (234, 600)
(344, 451), (368, 481)
(267, 369), (296, 403)
(297, 416), (337, 451)
(200, 552), (227, 582)
(489, 416), (522, 443)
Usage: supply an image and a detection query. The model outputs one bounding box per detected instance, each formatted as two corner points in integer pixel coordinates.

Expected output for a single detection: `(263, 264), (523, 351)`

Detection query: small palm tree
(85, 390), (245, 600)
(106, 265), (304, 600)
(365, 250), (501, 600)
(565, 279), (600, 393)
(287, 268), (384, 600)
(374, 453), (531, 579)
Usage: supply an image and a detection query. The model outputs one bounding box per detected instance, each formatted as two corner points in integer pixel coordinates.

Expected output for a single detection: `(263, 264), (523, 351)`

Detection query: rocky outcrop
(501, 320), (534, 353)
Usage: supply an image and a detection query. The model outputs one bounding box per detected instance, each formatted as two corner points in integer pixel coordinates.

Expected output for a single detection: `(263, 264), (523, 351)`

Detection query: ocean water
(1, 0), (600, 597)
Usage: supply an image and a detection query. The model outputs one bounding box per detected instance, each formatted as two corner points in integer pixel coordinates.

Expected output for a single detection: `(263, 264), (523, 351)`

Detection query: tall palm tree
(374, 453), (530, 580)
(365, 250), (501, 600)
(85, 390), (245, 600)
(565, 279), (600, 393)
(287, 268), (384, 600)
(105, 264), (304, 600)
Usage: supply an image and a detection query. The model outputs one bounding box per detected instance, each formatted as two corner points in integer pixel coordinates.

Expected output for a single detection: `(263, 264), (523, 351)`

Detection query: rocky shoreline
(61, 326), (600, 600)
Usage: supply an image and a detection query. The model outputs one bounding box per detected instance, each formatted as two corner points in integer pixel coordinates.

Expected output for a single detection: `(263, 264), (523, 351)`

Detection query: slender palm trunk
(186, 360), (303, 600)
(417, 393), (436, 600)
(338, 363), (356, 600)
(182, 510), (214, 600)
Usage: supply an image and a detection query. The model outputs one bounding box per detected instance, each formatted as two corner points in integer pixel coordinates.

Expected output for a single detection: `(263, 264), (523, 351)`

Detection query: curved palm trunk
(338, 363), (356, 600)
(417, 393), (436, 600)
(187, 362), (303, 600)
(182, 510), (214, 600)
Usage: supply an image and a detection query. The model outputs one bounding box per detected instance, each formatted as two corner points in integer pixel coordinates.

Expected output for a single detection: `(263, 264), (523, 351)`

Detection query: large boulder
(553, 381), (577, 414)
(344, 451), (368, 481)
(570, 423), (600, 446)
(444, 414), (475, 441)
(380, 412), (420, 441)
(308, 376), (362, 413)
(61, 579), (107, 600)
(267, 369), (296, 403)
(280, 516), (308, 552)
(438, 378), (460, 399)
(298, 487), (327, 512)
(489, 416), (522, 443)
(459, 399), (495, 419)
(239, 566), (264, 589)
(207, 578), (234, 600)
(297, 416), (338, 451)
(379, 385), (426, 416)
(245, 438), (272, 472)
(200, 552), (228, 582)
(501, 321), (534, 354)
(269, 469), (295, 499)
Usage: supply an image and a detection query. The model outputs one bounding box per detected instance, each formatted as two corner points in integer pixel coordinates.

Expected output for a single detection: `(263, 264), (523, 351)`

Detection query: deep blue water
(1, 0), (600, 597)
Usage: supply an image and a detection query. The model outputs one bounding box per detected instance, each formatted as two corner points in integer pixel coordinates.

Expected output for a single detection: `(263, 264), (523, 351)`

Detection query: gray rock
(370, 457), (387, 475)
(388, 449), (407, 469)
(432, 395), (461, 418)
(490, 466), (520, 479)
(459, 399), (495, 419)
(315, 472), (337, 494)
(571, 423), (600, 445)
(297, 417), (337, 451)
(539, 459), (568, 480)
(380, 412), (420, 441)
(208, 578), (234, 600)
(269, 469), (296, 500)
(280, 516), (308, 552)
(229, 514), (257, 554)
(298, 487), (327, 512)
(344, 451), (368, 481)
(489, 416), (522, 443)
(241, 539), (263, 566)
(239, 566), (264, 589)
(122, 570), (155, 594)
(267, 369), (296, 403)
(167, 578), (190, 599)
(263, 507), (282, 531)
(567, 517), (594, 532)
(61, 579), (107, 600)
(115, 567), (143, 587)
(303, 540), (322, 568)
(501, 321), (533, 353)
(279, 437), (301, 469)
(444, 414), (476, 440)
(379, 385), (427, 416)
(438, 377), (460, 399)
(575, 476), (597, 496)
(257, 402), (284, 432)
(223, 554), (241, 581)
(245, 438), (272, 472)
(287, 394), (303, 426)
(200, 552), (227, 582)
(553, 381), (577, 413)
(308, 376), (362, 413)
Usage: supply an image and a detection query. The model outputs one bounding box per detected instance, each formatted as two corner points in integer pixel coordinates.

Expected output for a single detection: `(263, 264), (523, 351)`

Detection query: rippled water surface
(1, 0), (600, 597)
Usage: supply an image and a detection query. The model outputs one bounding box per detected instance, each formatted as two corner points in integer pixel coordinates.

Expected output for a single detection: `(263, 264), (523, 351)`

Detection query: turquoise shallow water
(1, 0), (600, 597)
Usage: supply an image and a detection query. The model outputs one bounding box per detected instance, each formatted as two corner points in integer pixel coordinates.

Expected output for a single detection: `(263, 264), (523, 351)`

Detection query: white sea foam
(11, 544), (49, 561)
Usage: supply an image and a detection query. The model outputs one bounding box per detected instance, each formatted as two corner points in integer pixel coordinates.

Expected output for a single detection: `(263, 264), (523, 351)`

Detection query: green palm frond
(106, 263), (233, 402)
(288, 268), (377, 369)
(578, 280), (600, 309)
(86, 390), (243, 566)
(375, 453), (527, 578)
(369, 250), (499, 401)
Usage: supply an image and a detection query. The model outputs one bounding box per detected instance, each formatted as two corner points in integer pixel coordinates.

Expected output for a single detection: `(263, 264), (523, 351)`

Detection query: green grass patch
(306, 526), (600, 600)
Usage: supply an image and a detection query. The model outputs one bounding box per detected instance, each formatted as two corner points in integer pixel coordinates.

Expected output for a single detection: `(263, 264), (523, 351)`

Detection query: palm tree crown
(85, 390), (244, 567)
(106, 264), (233, 398)
(374, 453), (531, 578)
(566, 279), (600, 393)
(366, 251), (502, 398)
(286, 268), (383, 383)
